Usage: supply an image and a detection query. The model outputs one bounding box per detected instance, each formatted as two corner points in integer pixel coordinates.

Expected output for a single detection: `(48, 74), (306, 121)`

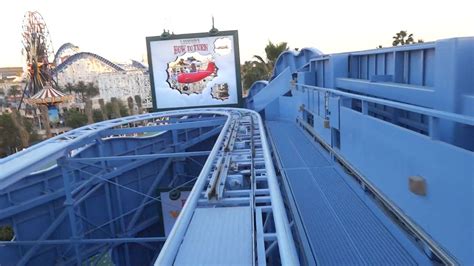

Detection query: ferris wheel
(19, 11), (56, 107)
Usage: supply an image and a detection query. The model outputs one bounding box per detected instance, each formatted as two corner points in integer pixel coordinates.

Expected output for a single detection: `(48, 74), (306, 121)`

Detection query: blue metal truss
(0, 108), (299, 265)
(0, 110), (238, 265)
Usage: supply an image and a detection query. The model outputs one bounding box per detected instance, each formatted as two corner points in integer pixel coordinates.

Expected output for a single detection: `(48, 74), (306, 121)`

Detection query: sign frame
(146, 30), (243, 112)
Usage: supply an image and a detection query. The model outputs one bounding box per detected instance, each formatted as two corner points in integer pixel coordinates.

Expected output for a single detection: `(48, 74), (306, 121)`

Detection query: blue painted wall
(246, 37), (474, 264)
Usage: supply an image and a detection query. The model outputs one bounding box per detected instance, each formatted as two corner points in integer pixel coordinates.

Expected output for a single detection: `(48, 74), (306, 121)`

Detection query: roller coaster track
(52, 51), (125, 74)
(0, 108), (298, 265)
(53, 42), (79, 65)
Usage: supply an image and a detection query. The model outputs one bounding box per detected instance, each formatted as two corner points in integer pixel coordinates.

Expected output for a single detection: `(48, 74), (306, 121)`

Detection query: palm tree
(10, 110), (31, 147)
(67, 82), (100, 124)
(39, 105), (52, 138)
(110, 97), (121, 119)
(64, 83), (74, 94)
(241, 61), (268, 93)
(68, 81), (100, 103)
(84, 82), (99, 124)
(253, 41), (289, 77)
(98, 98), (107, 120)
(392, 30), (424, 46)
(134, 95), (143, 114)
(241, 41), (289, 92)
(264, 41), (289, 67)
(127, 96), (135, 115)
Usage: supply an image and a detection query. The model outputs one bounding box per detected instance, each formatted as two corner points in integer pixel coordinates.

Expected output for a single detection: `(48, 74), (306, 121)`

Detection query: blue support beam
(67, 150), (210, 163)
(59, 158), (83, 265)
(126, 158), (172, 232)
(98, 117), (225, 137)
(0, 237), (166, 245)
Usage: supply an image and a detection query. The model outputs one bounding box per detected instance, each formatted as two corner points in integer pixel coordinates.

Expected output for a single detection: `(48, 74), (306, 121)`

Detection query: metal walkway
(266, 120), (431, 265)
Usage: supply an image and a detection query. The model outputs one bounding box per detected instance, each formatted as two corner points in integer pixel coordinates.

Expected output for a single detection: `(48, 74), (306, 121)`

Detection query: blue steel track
(0, 108), (297, 265)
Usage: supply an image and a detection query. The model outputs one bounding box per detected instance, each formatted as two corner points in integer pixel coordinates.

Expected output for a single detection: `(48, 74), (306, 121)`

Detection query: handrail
(295, 83), (474, 126)
(255, 110), (300, 265)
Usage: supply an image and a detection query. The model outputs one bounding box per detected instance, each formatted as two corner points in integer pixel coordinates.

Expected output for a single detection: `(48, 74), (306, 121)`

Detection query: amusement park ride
(19, 12), (71, 124)
(0, 11), (473, 266)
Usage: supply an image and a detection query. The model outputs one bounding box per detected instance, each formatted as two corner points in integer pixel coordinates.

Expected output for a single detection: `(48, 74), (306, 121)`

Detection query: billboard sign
(146, 30), (242, 111)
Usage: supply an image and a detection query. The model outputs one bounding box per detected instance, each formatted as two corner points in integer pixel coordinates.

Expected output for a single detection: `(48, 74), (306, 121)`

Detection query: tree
(64, 82), (99, 124)
(92, 109), (104, 123)
(127, 96), (135, 115)
(64, 83), (75, 94)
(253, 41), (289, 77)
(264, 41), (289, 69)
(98, 98), (107, 120)
(134, 95), (143, 114)
(64, 109), (87, 128)
(66, 81), (100, 103)
(241, 61), (268, 93)
(241, 41), (289, 92)
(0, 114), (20, 155)
(8, 85), (21, 98)
(110, 97), (121, 119)
(0, 225), (14, 241)
(119, 101), (129, 117)
(105, 98), (128, 119)
(39, 105), (52, 138)
(392, 30), (424, 46)
(10, 110), (31, 147)
(0, 113), (39, 156)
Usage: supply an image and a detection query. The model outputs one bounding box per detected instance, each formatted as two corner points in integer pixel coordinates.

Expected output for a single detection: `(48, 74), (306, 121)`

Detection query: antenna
(160, 29), (171, 39)
(209, 16), (219, 35)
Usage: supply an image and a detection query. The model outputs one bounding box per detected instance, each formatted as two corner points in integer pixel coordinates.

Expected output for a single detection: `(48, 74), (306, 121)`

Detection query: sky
(0, 0), (472, 67)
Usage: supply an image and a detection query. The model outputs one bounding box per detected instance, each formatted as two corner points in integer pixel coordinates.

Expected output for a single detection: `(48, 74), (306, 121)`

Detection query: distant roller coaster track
(53, 43), (79, 65)
(53, 51), (125, 74)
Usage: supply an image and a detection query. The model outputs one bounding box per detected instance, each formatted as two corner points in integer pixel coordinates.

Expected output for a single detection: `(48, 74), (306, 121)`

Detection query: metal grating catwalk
(174, 207), (252, 265)
(266, 120), (431, 265)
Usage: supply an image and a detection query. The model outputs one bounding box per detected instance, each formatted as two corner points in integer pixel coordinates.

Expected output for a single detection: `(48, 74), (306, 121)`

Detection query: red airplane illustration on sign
(177, 62), (216, 84)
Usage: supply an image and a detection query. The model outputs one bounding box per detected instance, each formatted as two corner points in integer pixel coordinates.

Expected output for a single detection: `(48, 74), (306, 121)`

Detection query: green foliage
(8, 85), (21, 97)
(392, 30), (424, 46)
(241, 41), (289, 92)
(0, 113), (38, 157)
(119, 101), (129, 117)
(64, 109), (87, 128)
(0, 114), (20, 156)
(23, 116), (39, 144)
(104, 99), (128, 119)
(241, 61), (268, 93)
(0, 225), (14, 241)
(105, 102), (113, 119)
(127, 97), (134, 115)
(92, 109), (104, 123)
(64, 81), (100, 102)
(264, 41), (289, 66)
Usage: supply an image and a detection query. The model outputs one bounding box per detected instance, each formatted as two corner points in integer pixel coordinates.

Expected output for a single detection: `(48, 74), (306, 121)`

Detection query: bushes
(92, 109), (104, 123)
(0, 225), (14, 241)
(64, 109), (87, 128)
